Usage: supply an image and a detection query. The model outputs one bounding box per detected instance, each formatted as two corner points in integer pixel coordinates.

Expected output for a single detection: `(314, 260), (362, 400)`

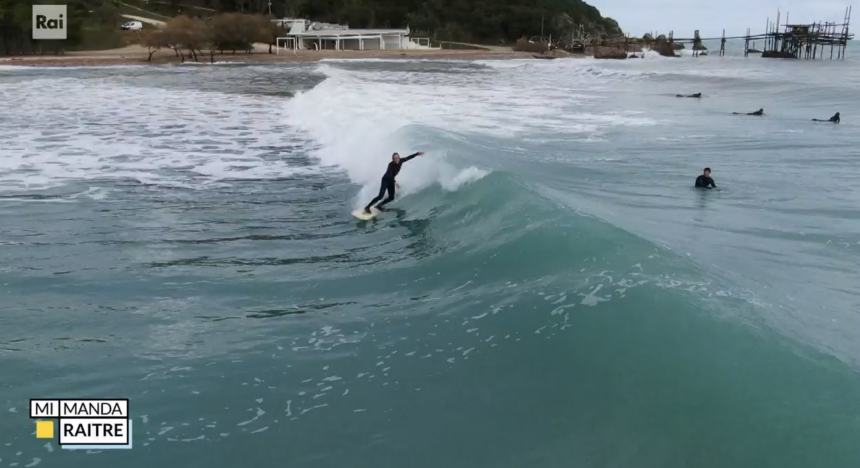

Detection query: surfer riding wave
(364, 151), (425, 213)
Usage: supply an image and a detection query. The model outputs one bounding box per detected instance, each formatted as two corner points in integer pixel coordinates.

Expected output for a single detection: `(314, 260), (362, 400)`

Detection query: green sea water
(1, 52), (859, 467)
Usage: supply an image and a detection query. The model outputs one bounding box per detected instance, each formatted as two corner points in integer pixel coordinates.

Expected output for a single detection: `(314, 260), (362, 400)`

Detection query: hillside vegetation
(132, 0), (621, 42)
(0, 0), (621, 55)
(0, 0), (125, 54)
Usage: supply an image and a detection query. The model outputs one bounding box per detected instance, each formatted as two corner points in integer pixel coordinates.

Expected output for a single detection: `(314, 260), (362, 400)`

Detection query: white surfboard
(351, 207), (380, 221)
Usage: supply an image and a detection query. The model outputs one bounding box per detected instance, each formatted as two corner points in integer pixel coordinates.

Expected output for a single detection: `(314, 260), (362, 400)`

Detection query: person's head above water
(392, 152), (401, 163)
(695, 167), (716, 189)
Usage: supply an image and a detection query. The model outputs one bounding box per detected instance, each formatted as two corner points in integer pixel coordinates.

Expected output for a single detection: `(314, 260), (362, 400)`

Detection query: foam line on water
(0, 77), (312, 190)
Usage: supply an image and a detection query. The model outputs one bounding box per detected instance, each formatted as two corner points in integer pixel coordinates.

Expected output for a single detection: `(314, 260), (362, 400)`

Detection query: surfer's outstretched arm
(400, 151), (425, 163)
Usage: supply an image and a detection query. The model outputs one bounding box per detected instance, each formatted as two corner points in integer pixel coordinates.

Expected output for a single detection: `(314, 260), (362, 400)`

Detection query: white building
(275, 18), (425, 52)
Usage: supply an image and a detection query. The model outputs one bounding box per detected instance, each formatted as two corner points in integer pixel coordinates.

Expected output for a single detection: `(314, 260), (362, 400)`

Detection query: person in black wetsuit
(695, 167), (717, 189)
(812, 112), (840, 124)
(364, 151), (425, 213)
(733, 108), (764, 116)
(676, 92), (702, 98)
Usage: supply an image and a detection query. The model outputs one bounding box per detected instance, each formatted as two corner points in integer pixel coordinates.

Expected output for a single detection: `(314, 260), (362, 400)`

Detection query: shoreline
(0, 45), (568, 67)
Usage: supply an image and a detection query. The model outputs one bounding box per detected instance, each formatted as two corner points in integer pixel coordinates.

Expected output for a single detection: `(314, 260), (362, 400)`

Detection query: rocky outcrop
(514, 37), (549, 53)
(594, 46), (627, 59)
(651, 35), (677, 57)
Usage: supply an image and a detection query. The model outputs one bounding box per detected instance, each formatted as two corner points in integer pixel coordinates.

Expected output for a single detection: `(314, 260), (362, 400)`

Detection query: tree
(9, 1), (32, 54)
(253, 15), (284, 54)
(164, 15), (209, 61)
(207, 13), (273, 54)
(138, 29), (170, 62)
(93, 2), (121, 26)
(209, 13), (251, 53)
(235, 13), (261, 53)
(551, 13), (575, 41)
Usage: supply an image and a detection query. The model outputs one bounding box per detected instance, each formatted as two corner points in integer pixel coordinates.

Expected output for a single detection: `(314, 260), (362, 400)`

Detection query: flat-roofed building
(275, 18), (425, 52)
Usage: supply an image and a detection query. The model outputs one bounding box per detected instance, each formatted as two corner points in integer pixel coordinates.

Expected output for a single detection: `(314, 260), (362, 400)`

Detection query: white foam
(2, 60), (662, 193)
(281, 61), (665, 203)
(0, 76), (308, 191)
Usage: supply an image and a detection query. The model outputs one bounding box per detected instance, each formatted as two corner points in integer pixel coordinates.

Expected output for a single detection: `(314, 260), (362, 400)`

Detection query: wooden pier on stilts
(751, 7), (853, 59)
(651, 6), (853, 60)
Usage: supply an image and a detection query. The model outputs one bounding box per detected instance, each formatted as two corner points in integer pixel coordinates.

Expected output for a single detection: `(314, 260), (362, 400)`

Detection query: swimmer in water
(812, 112), (840, 124)
(733, 108), (764, 116)
(694, 167), (717, 189)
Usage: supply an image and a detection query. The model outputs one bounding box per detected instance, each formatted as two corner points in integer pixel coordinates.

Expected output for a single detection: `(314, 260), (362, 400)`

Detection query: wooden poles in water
(758, 7), (852, 60)
(737, 7), (852, 59)
(605, 7), (851, 61)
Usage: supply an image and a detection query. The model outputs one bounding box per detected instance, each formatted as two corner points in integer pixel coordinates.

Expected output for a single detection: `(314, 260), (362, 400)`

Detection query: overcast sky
(589, 0), (852, 38)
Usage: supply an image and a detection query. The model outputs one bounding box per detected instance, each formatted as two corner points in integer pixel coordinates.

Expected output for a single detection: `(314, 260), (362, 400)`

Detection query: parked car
(120, 20), (143, 31)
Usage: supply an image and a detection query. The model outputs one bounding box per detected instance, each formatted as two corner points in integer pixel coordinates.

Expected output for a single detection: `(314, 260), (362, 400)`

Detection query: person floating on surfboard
(364, 151), (425, 213)
(812, 112), (840, 124)
(732, 108), (764, 116)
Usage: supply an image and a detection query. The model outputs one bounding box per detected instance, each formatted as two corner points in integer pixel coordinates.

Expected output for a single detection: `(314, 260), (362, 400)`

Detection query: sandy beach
(0, 44), (556, 67)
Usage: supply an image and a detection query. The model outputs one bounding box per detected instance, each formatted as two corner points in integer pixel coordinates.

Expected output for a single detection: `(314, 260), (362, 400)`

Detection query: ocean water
(1, 50), (859, 467)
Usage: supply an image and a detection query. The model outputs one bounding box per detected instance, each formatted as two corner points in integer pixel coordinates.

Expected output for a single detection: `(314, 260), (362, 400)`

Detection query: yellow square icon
(35, 420), (54, 439)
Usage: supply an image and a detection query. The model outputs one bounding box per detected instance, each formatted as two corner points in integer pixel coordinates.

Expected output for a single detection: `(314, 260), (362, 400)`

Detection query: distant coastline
(0, 44), (565, 67)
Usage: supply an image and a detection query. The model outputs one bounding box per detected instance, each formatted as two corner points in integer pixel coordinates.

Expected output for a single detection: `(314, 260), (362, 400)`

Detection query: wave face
(1, 55), (860, 468)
